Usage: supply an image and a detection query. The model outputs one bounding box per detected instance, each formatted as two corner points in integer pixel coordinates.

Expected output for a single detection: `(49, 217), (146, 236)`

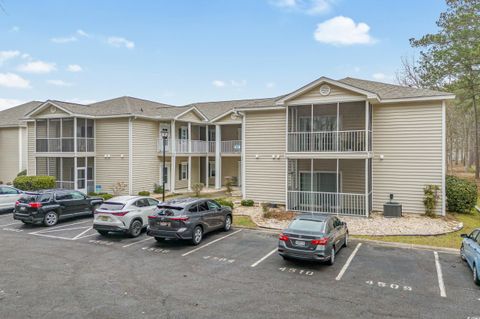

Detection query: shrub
(111, 182), (128, 195)
(423, 184), (440, 217)
(13, 175), (55, 191)
(89, 192), (113, 201)
(241, 199), (254, 207)
(153, 183), (163, 194)
(192, 183), (204, 197)
(138, 191), (150, 196)
(445, 175), (477, 213)
(224, 176), (233, 195)
(17, 169), (27, 177)
(216, 198), (234, 209)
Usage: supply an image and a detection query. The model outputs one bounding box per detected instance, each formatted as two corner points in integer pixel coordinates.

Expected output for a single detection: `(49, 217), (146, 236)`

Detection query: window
(147, 198), (159, 206)
(209, 161), (216, 178)
(0, 187), (19, 195)
(188, 204), (198, 213)
(180, 162), (188, 180)
(179, 126), (188, 140)
(38, 193), (51, 203)
(70, 191), (85, 200)
(55, 191), (72, 201)
(134, 199), (149, 207)
(299, 171), (339, 193)
(326, 219), (335, 233)
(470, 230), (480, 240)
(207, 200), (221, 210)
(198, 202), (209, 212)
(299, 116), (337, 132)
(289, 219), (325, 232)
(333, 217), (342, 228)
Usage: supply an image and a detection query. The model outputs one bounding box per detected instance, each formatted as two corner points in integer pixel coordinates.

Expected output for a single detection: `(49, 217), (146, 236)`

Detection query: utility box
(383, 202), (402, 217)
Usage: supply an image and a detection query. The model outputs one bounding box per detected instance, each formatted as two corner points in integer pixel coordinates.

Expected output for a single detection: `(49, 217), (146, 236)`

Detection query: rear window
(99, 202), (125, 211)
(289, 219), (325, 232)
(18, 193), (49, 203)
(155, 206), (182, 216)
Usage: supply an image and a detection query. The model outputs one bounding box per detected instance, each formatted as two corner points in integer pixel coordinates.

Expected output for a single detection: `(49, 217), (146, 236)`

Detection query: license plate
(295, 240), (306, 247)
(99, 216), (109, 221)
(159, 222), (170, 227)
(20, 207), (26, 211)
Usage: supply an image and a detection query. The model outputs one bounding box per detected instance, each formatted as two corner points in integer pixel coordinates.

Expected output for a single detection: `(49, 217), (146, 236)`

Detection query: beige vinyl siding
(21, 127), (27, 171)
(0, 127), (20, 183)
(222, 157), (240, 185)
(27, 122), (35, 175)
(215, 113), (242, 125)
(132, 119), (159, 194)
(372, 102), (443, 214)
(95, 118), (129, 194)
(245, 109), (286, 203)
(177, 110), (203, 123)
(35, 105), (70, 118)
(288, 84), (363, 105)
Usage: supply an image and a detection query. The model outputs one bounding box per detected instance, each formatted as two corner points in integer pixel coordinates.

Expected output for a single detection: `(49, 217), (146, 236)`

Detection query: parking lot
(0, 212), (479, 319)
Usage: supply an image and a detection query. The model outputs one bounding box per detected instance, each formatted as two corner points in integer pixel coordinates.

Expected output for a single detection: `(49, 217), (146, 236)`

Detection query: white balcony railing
(221, 140), (242, 154)
(287, 191), (367, 216)
(36, 138), (75, 152)
(287, 130), (370, 152)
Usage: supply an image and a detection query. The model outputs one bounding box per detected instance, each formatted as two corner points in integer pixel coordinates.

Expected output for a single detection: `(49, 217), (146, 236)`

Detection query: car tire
(460, 244), (466, 261)
(155, 237), (165, 242)
(191, 226), (203, 246)
(43, 211), (58, 227)
(327, 246), (335, 266)
(474, 264), (480, 285)
(223, 215), (232, 231)
(128, 219), (143, 238)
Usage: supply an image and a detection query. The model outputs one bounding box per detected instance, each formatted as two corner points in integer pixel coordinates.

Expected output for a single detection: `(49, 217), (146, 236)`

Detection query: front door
(159, 163), (171, 191)
(76, 167), (87, 193)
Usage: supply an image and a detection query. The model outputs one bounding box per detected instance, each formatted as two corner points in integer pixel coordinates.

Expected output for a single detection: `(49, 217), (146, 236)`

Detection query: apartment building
(0, 76), (454, 216)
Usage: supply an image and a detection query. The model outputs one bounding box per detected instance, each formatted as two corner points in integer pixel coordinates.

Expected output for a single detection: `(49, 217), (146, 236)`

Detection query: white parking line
(72, 227), (93, 240)
(336, 243), (362, 281)
(28, 220), (92, 234)
(182, 229), (243, 257)
(122, 237), (153, 248)
(34, 226), (91, 234)
(0, 222), (22, 227)
(75, 233), (98, 240)
(30, 233), (76, 241)
(434, 251), (447, 298)
(251, 248), (277, 268)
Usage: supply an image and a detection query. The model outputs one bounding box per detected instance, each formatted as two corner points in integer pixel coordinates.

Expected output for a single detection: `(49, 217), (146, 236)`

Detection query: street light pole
(161, 128), (169, 202)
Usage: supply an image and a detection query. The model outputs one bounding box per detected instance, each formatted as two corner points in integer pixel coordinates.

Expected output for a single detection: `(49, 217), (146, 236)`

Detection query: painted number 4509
(366, 281), (412, 291)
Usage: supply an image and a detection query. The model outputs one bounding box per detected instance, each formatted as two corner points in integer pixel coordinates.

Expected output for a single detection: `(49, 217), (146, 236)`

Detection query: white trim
(128, 117), (133, 195)
(234, 106), (285, 112)
(441, 100), (446, 216)
(18, 128), (22, 172)
(210, 109), (236, 123)
(380, 95), (455, 103)
(285, 107), (288, 206)
(241, 113), (246, 199)
(24, 101), (74, 118)
(215, 124), (221, 189)
(174, 106), (208, 122)
(187, 156), (192, 191)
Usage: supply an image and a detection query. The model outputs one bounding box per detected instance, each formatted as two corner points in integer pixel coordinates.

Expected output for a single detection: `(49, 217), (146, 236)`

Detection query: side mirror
(460, 234), (468, 238)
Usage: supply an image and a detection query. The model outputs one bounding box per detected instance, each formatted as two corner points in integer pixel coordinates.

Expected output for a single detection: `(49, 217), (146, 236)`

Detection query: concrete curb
(352, 238), (459, 254)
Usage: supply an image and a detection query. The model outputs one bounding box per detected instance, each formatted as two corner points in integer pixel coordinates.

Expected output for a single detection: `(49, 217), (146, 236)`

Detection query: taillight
(279, 233), (289, 241)
(148, 215), (158, 219)
(15, 201), (20, 206)
(111, 211), (129, 216)
(311, 238), (329, 246)
(169, 216), (189, 221)
(28, 202), (42, 209)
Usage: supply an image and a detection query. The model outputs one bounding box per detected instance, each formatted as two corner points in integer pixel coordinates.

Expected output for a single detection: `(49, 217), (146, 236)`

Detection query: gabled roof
(87, 96), (174, 117)
(0, 101), (42, 127)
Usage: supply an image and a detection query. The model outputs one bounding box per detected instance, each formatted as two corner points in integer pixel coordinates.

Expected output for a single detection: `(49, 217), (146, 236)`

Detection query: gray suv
(146, 198), (233, 245)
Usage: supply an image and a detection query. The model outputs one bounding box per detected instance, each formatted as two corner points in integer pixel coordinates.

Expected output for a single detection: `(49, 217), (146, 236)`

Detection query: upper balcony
(35, 118), (95, 153)
(287, 101), (372, 155)
(157, 139), (241, 154)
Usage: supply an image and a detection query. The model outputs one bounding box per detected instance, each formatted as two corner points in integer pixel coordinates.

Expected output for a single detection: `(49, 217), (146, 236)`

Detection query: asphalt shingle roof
(0, 101), (42, 127)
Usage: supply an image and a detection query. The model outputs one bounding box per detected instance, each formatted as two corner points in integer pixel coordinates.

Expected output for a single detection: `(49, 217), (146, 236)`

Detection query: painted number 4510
(366, 280), (412, 291)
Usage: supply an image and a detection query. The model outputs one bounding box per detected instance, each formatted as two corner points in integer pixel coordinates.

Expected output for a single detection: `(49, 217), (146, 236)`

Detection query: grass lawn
(233, 215), (257, 228)
(353, 210), (480, 249)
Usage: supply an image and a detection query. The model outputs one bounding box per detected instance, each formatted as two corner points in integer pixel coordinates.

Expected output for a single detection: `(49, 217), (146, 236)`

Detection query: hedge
(216, 198), (234, 209)
(138, 191), (151, 196)
(88, 192), (114, 201)
(445, 175), (477, 214)
(13, 175), (55, 191)
(241, 199), (254, 207)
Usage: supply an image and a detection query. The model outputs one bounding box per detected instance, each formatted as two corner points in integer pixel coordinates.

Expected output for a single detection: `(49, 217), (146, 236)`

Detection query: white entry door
(76, 167), (87, 193)
(160, 163), (171, 191)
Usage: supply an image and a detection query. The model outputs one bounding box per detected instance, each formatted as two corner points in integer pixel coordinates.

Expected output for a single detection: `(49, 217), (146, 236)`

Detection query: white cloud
(230, 80), (247, 87)
(107, 37), (135, 49)
(266, 82), (276, 88)
(18, 61), (56, 74)
(67, 64), (82, 72)
(270, 0), (334, 15)
(51, 36), (77, 44)
(212, 80), (226, 87)
(10, 26), (20, 32)
(69, 98), (97, 105)
(21, 53), (30, 60)
(314, 16), (376, 46)
(76, 29), (89, 37)
(0, 73), (31, 88)
(0, 98), (24, 111)
(47, 79), (73, 87)
(372, 73), (393, 83)
(0, 50), (20, 64)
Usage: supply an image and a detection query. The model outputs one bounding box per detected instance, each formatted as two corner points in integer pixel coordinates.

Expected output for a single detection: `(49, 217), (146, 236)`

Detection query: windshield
(99, 202), (125, 211)
(288, 219), (325, 232)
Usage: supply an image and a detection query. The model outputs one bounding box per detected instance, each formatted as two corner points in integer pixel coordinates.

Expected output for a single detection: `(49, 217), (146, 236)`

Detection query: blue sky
(0, 0), (447, 110)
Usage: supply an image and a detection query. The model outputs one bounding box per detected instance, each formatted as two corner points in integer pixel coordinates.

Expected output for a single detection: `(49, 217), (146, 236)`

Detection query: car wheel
(43, 211), (58, 227)
(97, 230), (109, 236)
(474, 264), (480, 285)
(327, 246), (335, 266)
(191, 226), (203, 246)
(460, 244), (466, 261)
(343, 233), (349, 248)
(223, 215), (232, 231)
(155, 237), (165, 242)
(128, 219), (143, 238)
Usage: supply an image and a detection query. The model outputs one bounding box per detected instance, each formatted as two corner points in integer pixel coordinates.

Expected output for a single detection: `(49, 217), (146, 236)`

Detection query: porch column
(171, 121), (176, 192)
(215, 124), (221, 189)
(336, 102), (340, 152)
(188, 122), (192, 153)
(365, 158), (369, 217)
(73, 117), (77, 154)
(310, 158), (313, 212)
(205, 125), (209, 188)
(188, 156), (192, 191)
(241, 114), (246, 199)
(336, 158), (339, 215)
(365, 101), (369, 152)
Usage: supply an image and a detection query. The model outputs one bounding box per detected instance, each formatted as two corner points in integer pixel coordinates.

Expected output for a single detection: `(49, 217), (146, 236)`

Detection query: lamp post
(161, 128), (169, 202)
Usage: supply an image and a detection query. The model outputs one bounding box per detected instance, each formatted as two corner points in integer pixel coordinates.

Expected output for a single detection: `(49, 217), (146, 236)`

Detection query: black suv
(147, 198), (233, 245)
(13, 189), (103, 226)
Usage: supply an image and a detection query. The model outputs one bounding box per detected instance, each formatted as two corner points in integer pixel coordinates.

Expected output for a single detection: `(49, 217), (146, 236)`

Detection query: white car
(93, 196), (159, 237)
(0, 185), (24, 213)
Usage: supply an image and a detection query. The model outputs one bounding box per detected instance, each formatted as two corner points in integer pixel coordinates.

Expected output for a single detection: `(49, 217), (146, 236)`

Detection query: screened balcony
(287, 158), (372, 217)
(287, 101), (372, 153)
(35, 118), (94, 153)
